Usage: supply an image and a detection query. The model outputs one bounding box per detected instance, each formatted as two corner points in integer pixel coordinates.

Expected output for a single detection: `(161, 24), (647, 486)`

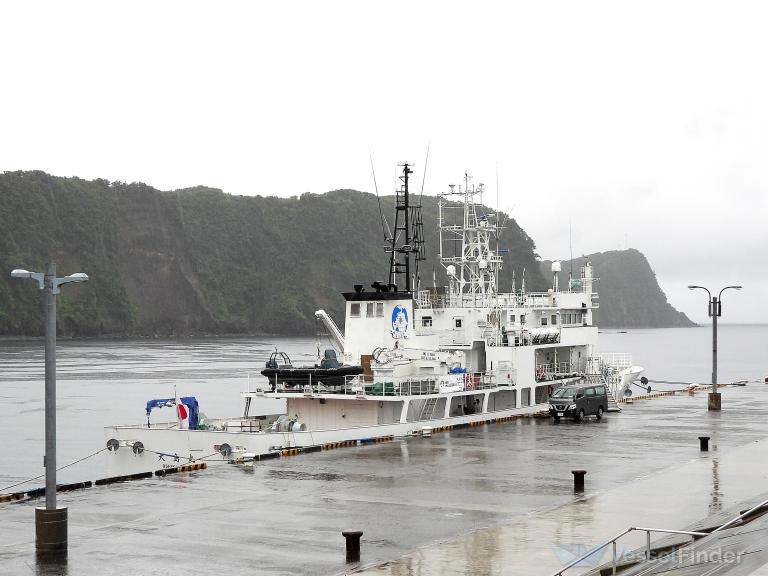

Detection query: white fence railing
(267, 372), (510, 397)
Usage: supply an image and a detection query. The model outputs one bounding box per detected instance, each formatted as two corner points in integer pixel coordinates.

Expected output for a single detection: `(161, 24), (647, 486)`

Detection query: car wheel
(596, 406), (604, 420)
(576, 409), (585, 422)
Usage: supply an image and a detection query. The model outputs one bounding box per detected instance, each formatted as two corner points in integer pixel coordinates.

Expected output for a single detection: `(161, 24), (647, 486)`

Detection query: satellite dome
(478, 259), (488, 270)
(447, 265), (456, 277)
(551, 261), (562, 273)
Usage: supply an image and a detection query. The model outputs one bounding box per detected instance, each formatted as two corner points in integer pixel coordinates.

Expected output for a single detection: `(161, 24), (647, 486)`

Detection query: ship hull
(104, 402), (547, 476)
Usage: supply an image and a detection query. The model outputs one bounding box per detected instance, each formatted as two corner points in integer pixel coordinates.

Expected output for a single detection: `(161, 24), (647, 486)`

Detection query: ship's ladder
(606, 390), (622, 412)
(584, 373), (622, 412)
(420, 397), (439, 420)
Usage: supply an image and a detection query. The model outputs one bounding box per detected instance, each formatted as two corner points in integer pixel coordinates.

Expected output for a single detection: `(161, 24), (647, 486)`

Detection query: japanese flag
(177, 401), (189, 429)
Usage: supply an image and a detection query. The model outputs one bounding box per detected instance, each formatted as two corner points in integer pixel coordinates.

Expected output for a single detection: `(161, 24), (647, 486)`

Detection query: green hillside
(0, 171), (546, 337)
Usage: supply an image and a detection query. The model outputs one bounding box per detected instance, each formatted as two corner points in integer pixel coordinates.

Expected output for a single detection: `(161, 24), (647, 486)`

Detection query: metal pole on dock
(44, 263), (57, 510)
(688, 285), (741, 411)
(11, 263), (88, 555)
(711, 297), (718, 398)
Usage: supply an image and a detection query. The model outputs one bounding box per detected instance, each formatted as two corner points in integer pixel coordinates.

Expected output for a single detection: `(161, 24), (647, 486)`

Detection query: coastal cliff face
(0, 171), (545, 336)
(0, 171), (691, 336)
(540, 250), (695, 328)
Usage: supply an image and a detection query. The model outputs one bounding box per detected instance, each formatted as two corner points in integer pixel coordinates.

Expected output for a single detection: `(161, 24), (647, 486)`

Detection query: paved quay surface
(356, 386), (768, 576)
(2, 385), (768, 576)
(613, 489), (768, 576)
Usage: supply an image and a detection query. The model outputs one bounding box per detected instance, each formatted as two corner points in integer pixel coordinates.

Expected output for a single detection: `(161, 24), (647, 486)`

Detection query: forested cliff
(0, 171), (692, 336)
(0, 171), (546, 337)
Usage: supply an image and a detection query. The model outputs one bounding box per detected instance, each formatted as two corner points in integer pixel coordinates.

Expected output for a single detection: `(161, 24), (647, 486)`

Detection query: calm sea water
(0, 326), (766, 488)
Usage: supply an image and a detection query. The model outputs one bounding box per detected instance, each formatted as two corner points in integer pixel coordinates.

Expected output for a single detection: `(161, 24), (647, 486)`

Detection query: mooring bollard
(572, 470), (587, 492)
(698, 436), (710, 451)
(342, 530), (363, 562)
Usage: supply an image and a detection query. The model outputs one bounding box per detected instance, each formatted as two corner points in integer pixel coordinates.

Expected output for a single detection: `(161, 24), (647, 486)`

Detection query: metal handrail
(554, 496), (768, 576)
(552, 527), (708, 576)
(710, 496), (768, 534)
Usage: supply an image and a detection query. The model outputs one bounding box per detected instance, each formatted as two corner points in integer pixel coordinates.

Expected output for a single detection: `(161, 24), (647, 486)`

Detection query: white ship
(104, 165), (642, 475)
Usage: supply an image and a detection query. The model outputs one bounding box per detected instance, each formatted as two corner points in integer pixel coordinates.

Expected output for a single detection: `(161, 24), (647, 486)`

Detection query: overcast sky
(2, 1), (766, 323)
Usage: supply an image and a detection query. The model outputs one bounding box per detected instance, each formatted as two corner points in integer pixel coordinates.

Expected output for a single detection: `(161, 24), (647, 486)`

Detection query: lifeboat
(260, 349), (363, 390)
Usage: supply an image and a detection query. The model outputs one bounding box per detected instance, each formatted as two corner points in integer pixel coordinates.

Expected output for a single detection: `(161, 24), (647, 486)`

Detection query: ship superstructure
(338, 166), (608, 419)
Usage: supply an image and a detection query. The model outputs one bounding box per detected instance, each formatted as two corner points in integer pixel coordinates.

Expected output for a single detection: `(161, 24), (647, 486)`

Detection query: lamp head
(11, 268), (45, 289)
(64, 273), (89, 283)
(52, 272), (89, 293)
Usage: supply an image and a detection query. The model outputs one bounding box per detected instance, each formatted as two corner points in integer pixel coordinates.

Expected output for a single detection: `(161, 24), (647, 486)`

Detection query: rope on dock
(647, 378), (763, 386)
(0, 447), (107, 493)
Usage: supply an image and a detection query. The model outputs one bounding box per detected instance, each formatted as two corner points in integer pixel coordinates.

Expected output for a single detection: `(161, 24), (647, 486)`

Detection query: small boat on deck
(260, 349), (364, 389)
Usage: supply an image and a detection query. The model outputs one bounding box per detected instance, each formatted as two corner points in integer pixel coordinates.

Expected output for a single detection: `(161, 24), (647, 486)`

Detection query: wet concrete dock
(357, 395), (768, 575)
(2, 385), (768, 576)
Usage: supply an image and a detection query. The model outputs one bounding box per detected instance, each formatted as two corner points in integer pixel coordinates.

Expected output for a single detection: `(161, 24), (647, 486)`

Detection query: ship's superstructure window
(520, 314), (526, 324)
(551, 314), (557, 325)
(376, 302), (384, 317)
(561, 310), (584, 325)
(366, 303), (374, 317)
(351, 303), (361, 317)
(422, 316), (433, 327)
(455, 318), (463, 328)
(541, 317), (548, 326)
(510, 314), (516, 323)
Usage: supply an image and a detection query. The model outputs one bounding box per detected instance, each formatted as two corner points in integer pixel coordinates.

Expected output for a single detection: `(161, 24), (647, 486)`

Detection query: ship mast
(439, 173), (503, 304)
(387, 163), (424, 292)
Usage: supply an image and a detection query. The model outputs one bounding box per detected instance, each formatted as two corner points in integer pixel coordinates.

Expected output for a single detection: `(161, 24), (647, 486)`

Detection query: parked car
(548, 383), (608, 422)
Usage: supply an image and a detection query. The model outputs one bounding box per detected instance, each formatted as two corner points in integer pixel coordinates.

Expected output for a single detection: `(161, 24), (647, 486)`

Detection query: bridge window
(376, 302), (384, 317)
(351, 303), (360, 317)
(366, 302), (375, 317)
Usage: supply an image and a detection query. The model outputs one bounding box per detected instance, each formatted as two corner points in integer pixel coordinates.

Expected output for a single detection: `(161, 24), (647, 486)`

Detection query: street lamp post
(688, 284), (742, 411)
(11, 263), (88, 554)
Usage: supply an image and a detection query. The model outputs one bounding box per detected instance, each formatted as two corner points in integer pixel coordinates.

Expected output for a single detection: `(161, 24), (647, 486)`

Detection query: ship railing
(591, 352), (633, 369)
(536, 362), (578, 382)
(425, 290), (591, 310)
(341, 372), (502, 397)
(443, 293), (499, 309)
(416, 289), (448, 309)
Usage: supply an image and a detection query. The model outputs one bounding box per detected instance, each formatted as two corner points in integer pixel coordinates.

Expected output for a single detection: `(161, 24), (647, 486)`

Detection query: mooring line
(0, 447), (107, 493)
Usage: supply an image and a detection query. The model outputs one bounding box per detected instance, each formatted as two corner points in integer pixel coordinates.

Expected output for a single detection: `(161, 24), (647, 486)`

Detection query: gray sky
(2, 1), (765, 323)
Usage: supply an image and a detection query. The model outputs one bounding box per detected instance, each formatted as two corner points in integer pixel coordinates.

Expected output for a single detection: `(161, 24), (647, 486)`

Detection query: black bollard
(342, 530), (363, 562)
(698, 436), (710, 451)
(572, 470), (587, 492)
